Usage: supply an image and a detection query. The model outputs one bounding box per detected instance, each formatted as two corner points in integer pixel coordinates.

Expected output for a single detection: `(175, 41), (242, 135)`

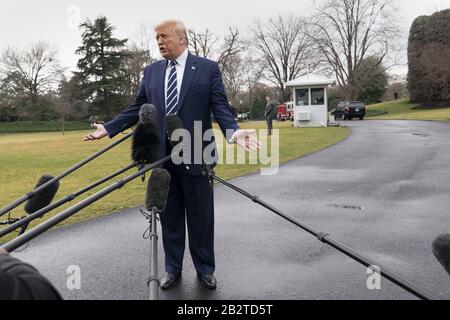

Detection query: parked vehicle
(277, 102), (294, 121)
(332, 101), (366, 120)
(237, 112), (249, 121)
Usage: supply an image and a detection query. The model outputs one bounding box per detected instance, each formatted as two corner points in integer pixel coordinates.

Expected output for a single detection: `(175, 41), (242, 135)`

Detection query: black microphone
(432, 234), (450, 276)
(24, 175), (60, 215)
(146, 169), (171, 212)
(132, 104), (161, 165)
(165, 115), (184, 148)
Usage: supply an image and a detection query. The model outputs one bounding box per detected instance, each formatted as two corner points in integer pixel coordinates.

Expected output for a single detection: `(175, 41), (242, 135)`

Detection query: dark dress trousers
(104, 53), (240, 275)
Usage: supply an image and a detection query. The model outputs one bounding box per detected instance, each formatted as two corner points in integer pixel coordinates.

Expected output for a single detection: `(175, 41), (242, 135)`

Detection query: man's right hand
(0, 248), (8, 255)
(84, 123), (109, 141)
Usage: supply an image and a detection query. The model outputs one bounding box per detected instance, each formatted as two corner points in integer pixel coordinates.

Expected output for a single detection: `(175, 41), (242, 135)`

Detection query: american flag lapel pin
(192, 66), (196, 70)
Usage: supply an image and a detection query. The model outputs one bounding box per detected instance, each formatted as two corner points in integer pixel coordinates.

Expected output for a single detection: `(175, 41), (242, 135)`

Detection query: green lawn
(0, 121), (348, 242)
(0, 121), (91, 133)
(366, 99), (450, 122)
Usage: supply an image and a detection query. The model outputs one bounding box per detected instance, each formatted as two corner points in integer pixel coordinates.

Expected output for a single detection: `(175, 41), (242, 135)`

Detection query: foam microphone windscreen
(432, 234), (450, 276)
(24, 175), (60, 215)
(165, 115), (184, 147)
(132, 104), (161, 164)
(146, 169), (171, 212)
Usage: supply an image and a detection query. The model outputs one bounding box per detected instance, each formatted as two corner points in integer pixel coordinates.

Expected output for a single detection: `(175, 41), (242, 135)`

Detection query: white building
(286, 73), (336, 128)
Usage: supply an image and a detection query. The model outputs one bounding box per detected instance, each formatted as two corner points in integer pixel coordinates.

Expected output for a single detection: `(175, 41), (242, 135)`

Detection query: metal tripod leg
(149, 209), (160, 300)
(141, 208), (160, 300)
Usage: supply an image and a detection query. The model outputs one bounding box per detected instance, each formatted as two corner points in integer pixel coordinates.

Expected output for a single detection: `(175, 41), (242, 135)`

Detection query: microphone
(24, 175), (60, 215)
(165, 115), (184, 148)
(132, 104), (161, 165)
(146, 169), (171, 212)
(432, 234), (450, 276)
(132, 104), (161, 182)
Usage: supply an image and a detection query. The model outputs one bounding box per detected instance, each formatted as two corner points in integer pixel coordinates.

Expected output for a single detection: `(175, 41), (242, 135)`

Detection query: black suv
(332, 101), (366, 120)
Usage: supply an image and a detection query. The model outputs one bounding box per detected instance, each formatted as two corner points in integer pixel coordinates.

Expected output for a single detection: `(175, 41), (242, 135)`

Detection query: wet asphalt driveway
(10, 120), (450, 300)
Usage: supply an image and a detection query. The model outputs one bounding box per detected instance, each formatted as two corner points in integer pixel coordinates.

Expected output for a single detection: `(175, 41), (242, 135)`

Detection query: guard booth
(285, 74), (336, 128)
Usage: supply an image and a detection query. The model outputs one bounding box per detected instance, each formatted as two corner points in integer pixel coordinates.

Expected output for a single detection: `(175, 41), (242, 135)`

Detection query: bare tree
(132, 23), (157, 56)
(0, 41), (65, 103)
(250, 15), (317, 101)
(241, 56), (265, 108)
(220, 54), (249, 105)
(217, 27), (248, 70)
(188, 27), (246, 63)
(309, 0), (401, 100)
(123, 27), (154, 97)
(188, 27), (248, 103)
(188, 29), (218, 58)
(123, 46), (153, 96)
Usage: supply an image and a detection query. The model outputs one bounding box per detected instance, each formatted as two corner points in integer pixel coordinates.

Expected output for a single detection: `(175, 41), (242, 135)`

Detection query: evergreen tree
(74, 16), (129, 119)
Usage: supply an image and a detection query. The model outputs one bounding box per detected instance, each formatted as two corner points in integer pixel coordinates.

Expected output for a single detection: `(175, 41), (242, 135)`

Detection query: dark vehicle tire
(359, 116), (364, 120)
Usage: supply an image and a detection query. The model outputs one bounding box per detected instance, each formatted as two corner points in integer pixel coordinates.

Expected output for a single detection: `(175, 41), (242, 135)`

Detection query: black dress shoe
(197, 273), (217, 290)
(160, 272), (181, 290)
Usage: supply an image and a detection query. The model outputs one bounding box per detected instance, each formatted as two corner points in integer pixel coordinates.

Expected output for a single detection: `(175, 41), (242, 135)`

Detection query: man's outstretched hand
(84, 123), (109, 141)
(232, 129), (262, 152)
(0, 248), (8, 255)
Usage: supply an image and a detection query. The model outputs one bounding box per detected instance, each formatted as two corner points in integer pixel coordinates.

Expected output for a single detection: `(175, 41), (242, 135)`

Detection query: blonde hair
(155, 20), (188, 46)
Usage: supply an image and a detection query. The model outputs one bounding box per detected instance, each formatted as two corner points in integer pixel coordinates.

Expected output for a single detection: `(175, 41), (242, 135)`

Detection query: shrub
(408, 9), (450, 105)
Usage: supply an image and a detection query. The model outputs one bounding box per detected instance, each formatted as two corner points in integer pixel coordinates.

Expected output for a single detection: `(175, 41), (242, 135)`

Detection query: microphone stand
(0, 163), (138, 239)
(0, 214), (28, 236)
(140, 207), (161, 300)
(1, 155), (172, 253)
(201, 164), (441, 301)
(0, 131), (134, 218)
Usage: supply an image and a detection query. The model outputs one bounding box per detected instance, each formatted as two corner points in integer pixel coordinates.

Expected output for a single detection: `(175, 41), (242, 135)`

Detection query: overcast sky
(1, 0), (450, 76)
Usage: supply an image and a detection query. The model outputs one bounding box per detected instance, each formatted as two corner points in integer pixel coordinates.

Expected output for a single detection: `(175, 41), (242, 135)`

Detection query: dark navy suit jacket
(104, 52), (240, 175)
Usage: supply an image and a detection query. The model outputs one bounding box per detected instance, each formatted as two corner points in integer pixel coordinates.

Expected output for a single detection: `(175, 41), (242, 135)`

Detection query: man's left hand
(231, 130), (262, 152)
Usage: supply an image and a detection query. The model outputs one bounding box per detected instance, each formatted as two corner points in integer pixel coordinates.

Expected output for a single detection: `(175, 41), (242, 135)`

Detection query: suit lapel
(178, 53), (198, 113)
(156, 60), (167, 114)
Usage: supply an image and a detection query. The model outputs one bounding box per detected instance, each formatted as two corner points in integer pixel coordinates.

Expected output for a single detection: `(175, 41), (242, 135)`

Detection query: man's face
(156, 25), (185, 60)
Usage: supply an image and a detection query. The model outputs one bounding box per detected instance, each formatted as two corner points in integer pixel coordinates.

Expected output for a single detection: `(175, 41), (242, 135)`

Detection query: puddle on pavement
(412, 133), (430, 138)
(327, 204), (365, 211)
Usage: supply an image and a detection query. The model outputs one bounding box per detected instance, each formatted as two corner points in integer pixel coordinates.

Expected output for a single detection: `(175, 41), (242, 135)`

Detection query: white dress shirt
(164, 48), (189, 108)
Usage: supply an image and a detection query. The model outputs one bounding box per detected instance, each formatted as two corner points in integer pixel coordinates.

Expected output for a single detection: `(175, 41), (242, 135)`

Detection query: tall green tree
(355, 56), (388, 104)
(74, 16), (129, 119)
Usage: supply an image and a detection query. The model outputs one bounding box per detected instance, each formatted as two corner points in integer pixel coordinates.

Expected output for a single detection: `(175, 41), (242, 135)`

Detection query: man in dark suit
(264, 96), (276, 136)
(0, 248), (62, 300)
(85, 20), (260, 290)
